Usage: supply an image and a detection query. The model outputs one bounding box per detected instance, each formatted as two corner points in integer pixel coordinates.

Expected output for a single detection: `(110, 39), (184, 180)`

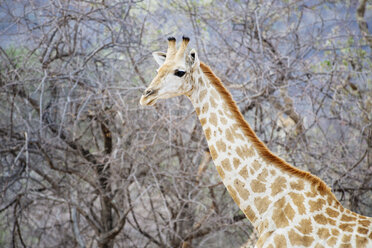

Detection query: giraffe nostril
(144, 89), (153, 96)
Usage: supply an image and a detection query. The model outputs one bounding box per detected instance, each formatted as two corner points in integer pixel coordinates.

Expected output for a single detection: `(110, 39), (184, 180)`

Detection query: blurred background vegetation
(0, 0), (371, 247)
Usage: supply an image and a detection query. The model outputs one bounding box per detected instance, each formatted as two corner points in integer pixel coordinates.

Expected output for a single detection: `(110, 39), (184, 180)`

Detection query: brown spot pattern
(234, 179), (249, 200)
(340, 244), (352, 248)
(211, 88), (220, 100)
(309, 198), (326, 212)
(195, 107), (200, 115)
(315, 244), (325, 248)
(210, 96), (218, 108)
(342, 234), (351, 243)
(233, 157), (240, 169)
(225, 128), (234, 142)
(356, 235), (369, 248)
(227, 185), (240, 205)
(251, 179), (266, 193)
(205, 127), (211, 140)
(247, 146), (255, 157)
(216, 139), (226, 152)
(230, 125), (244, 140)
(296, 219), (313, 235)
(254, 196), (271, 214)
(327, 195), (335, 205)
(339, 223), (354, 232)
(305, 185), (318, 198)
(258, 219), (269, 234)
(239, 167), (249, 179)
(289, 192), (306, 214)
(209, 112), (218, 126)
(341, 214), (357, 222)
(317, 228), (330, 240)
(222, 104), (235, 118)
(202, 102), (209, 114)
(220, 116), (228, 125)
(274, 234), (287, 247)
(256, 231), (273, 248)
(327, 237), (337, 246)
(272, 198), (292, 228)
(221, 158), (232, 171)
(290, 179), (304, 190)
(209, 145), (218, 159)
(331, 228), (340, 236)
(216, 166), (225, 180)
(236, 145), (252, 159)
(252, 160), (261, 171)
(271, 176), (287, 196)
(359, 219), (371, 227)
(288, 229), (314, 247)
(199, 89), (207, 99)
(244, 205), (257, 223)
(257, 168), (268, 182)
(284, 203), (295, 222)
(328, 218), (337, 225)
(326, 207), (339, 218)
(314, 214), (328, 225)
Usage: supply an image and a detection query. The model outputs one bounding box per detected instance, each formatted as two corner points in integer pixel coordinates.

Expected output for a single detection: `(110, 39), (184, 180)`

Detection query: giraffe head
(140, 36), (200, 106)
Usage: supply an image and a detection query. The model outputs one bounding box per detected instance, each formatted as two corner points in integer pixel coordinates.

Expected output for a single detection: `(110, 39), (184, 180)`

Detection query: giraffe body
(140, 37), (372, 247)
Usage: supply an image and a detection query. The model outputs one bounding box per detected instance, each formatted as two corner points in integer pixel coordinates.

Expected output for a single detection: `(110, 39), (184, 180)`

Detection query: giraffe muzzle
(140, 88), (158, 106)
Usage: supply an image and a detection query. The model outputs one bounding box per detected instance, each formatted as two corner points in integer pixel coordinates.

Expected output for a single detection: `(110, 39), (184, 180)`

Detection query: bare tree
(0, 0), (371, 247)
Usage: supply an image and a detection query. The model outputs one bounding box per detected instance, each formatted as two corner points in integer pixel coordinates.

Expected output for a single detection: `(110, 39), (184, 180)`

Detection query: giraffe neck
(188, 62), (341, 233)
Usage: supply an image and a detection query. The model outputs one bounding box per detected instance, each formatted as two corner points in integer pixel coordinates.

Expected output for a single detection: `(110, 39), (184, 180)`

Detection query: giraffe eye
(174, 70), (186, 77)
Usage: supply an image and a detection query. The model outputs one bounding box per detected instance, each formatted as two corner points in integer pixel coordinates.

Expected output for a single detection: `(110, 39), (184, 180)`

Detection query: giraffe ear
(187, 49), (199, 69)
(153, 52), (167, 66)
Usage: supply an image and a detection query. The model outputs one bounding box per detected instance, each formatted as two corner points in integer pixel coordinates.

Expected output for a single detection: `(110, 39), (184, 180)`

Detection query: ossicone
(182, 36), (190, 42)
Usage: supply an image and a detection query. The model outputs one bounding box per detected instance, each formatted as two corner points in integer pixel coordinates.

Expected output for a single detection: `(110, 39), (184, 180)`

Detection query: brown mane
(199, 62), (340, 204)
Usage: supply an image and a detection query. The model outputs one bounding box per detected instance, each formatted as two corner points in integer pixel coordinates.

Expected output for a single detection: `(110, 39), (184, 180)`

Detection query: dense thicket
(0, 0), (371, 247)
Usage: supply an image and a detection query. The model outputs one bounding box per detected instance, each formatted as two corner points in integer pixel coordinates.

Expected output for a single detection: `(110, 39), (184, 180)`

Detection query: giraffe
(139, 36), (372, 248)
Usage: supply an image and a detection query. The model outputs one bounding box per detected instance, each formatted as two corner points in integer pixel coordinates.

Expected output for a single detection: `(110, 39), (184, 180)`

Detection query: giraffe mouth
(140, 95), (158, 106)
(147, 98), (157, 106)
